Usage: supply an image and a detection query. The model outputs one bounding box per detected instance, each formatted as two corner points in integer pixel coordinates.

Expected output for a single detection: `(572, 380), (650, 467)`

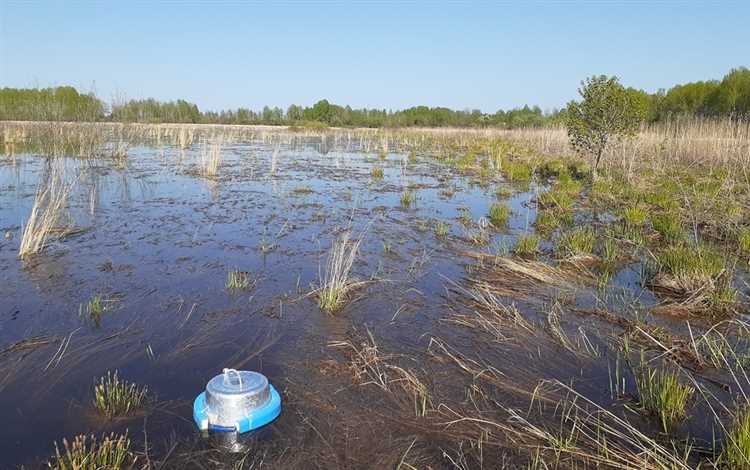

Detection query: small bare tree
(566, 75), (645, 179)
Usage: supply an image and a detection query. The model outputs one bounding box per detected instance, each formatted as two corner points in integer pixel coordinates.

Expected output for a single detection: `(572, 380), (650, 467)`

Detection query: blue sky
(1, 1), (747, 112)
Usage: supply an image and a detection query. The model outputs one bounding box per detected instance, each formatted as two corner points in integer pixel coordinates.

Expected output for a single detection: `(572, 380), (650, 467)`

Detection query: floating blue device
(194, 369), (281, 433)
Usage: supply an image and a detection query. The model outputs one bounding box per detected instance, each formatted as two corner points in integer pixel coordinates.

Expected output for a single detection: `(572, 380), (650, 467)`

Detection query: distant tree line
(1, 67), (748, 127)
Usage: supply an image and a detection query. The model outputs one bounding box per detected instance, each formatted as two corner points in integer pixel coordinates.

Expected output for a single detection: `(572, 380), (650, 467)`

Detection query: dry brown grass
(18, 161), (73, 258)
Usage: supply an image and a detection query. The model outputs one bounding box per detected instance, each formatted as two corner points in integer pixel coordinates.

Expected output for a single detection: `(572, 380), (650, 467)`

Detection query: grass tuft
(226, 270), (252, 291)
(49, 433), (135, 470)
(656, 243), (725, 292)
(434, 221), (450, 239)
(513, 234), (540, 258)
(721, 405), (750, 469)
(634, 357), (694, 432)
(318, 231), (362, 313)
(93, 371), (147, 419)
(370, 166), (384, 179)
(400, 189), (417, 208)
(558, 227), (595, 257)
(488, 203), (510, 228)
(19, 163), (71, 258)
(652, 212), (685, 243)
(738, 227), (750, 254)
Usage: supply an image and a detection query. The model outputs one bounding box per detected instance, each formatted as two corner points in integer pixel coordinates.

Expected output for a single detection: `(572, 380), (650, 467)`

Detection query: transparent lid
(206, 369), (269, 397)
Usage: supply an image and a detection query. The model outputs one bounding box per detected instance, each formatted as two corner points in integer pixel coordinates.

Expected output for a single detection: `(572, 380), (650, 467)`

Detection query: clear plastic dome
(205, 369), (271, 427)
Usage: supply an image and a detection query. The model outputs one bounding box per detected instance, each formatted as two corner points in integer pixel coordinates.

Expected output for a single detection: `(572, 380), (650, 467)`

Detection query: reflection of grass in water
(50, 433), (135, 470)
(94, 370), (148, 419)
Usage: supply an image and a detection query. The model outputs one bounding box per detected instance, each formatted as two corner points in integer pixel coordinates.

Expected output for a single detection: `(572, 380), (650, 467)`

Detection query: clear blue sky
(1, 1), (747, 113)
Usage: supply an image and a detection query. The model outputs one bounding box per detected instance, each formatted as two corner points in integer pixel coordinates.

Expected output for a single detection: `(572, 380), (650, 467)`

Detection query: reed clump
(93, 371), (148, 419)
(199, 138), (223, 178)
(18, 163), (72, 258)
(49, 433), (135, 470)
(318, 231), (363, 313)
(226, 270), (252, 291)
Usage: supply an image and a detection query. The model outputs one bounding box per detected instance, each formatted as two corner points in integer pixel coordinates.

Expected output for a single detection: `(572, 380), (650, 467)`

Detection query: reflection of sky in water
(0, 138), (690, 465)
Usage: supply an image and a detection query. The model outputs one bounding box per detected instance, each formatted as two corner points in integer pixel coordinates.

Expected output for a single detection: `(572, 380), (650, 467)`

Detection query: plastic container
(194, 369), (281, 434)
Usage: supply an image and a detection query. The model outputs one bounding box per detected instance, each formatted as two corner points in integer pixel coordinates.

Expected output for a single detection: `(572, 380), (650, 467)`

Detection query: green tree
(566, 75), (645, 178)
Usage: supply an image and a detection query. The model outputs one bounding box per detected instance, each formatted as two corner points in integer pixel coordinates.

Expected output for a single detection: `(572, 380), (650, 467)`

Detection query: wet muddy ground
(0, 135), (746, 468)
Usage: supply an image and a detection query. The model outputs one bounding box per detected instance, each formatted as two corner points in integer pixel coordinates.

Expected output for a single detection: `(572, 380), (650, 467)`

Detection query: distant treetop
(1, 67), (748, 127)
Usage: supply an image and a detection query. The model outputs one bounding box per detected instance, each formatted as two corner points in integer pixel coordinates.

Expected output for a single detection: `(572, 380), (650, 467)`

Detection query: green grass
(657, 243), (725, 291)
(370, 166), (384, 179)
(721, 405), (750, 469)
(557, 228), (595, 257)
(634, 358), (694, 432)
(93, 371), (148, 419)
(538, 159), (566, 178)
(622, 205), (649, 227)
(651, 213), (685, 243)
(738, 227), (750, 254)
(537, 190), (574, 211)
(226, 270), (252, 290)
(504, 160), (533, 182)
(457, 208), (473, 226)
(49, 433), (135, 470)
(535, 209), (573, 235)
(434, 221), (450, 239)
(400, 189), (417, 208)
(513, 234), (540, 258)
(495, 186), (513, 199)
(554, 174), (583, 195)
(488, 203), (510, 228)
(81, 295), (105, 324)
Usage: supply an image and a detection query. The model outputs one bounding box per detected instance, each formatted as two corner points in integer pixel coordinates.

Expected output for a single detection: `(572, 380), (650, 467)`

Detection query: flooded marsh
(1, 122), (750, 468)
